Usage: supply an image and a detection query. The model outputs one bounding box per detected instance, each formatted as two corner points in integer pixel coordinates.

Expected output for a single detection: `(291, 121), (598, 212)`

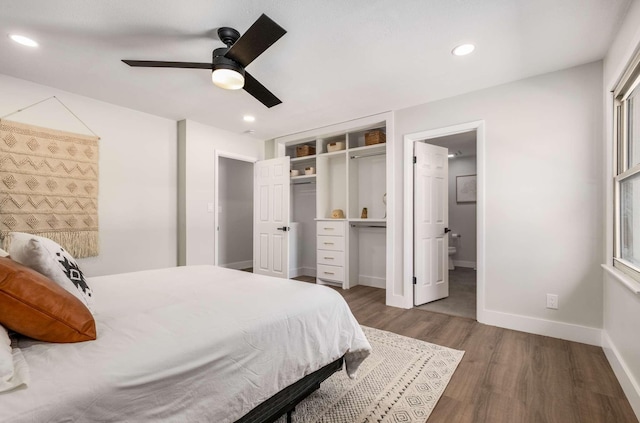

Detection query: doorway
(215, 153), (255, 270)
(415, 132), (477, 319)
(403, 120), (485, 321)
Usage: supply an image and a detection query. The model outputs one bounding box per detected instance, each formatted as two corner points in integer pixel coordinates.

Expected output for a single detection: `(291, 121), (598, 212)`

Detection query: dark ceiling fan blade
(243, 71), (282, 108)
(122, 60), (212, 69)
(225, 14), (286, 67)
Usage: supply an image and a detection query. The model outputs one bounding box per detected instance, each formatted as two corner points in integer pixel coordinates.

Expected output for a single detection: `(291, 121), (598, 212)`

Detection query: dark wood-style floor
(293, 276), (638, 423)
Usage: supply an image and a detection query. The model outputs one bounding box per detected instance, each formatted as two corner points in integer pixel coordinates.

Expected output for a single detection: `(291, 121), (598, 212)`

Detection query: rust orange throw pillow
(0, 257), (96, 343)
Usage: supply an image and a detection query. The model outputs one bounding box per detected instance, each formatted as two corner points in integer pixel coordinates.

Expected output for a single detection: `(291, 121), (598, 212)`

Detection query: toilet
(448, 246), (457, 270)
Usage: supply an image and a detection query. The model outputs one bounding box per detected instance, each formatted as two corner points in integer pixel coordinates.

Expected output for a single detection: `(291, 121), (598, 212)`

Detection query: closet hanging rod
(292, 181), (316, 185)
(350, 224), (386, 228)
(350, 152), (385, 160)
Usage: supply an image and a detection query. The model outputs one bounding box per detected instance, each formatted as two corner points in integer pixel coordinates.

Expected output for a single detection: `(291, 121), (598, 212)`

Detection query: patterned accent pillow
(8, 232), (94, 312)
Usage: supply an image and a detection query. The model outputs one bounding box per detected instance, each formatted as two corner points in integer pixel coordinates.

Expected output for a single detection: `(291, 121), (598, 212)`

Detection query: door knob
(276, 226), (290, 232)
(444, 227), (451, 234)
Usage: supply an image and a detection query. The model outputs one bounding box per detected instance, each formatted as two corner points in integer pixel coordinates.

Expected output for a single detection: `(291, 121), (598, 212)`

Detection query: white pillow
(0, 248), (8, 258)
(0, 325), (29, 393)
(8, 232), (94, 312)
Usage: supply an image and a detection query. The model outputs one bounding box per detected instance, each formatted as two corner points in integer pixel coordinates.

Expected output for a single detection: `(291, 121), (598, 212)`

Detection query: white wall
(392, 61), (604, 338)
(218, 157), (253, 269)
(178, 119), (263, 265)
(448, 155), (477, 267)
(0, 73), (177, 276)
(602, 0), (640, 417)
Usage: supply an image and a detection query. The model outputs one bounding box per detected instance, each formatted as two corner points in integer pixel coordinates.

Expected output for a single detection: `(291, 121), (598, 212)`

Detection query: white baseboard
(289, 267), (316, 278)
(289, 268), (301, 278)
(452, 260), (476, 269)
(602, 331), (640, 420)
(480, 309), (602, 346)
(358, 275), (386, 289)
(302, 267), (316, 277)
(220, 260), (253, 270)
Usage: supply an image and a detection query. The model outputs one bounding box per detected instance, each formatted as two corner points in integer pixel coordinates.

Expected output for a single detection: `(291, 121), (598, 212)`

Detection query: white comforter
(0, 265), (371, 422)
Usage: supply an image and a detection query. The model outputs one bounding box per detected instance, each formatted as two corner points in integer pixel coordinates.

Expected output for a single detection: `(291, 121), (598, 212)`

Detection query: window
(614, 53), (640, 280)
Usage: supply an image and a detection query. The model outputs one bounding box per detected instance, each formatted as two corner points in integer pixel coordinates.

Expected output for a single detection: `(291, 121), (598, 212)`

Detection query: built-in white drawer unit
(317, 250), (345, 267)
(317, 220), (346, 237)
(317, 264), (345, 282)
(317, 235), (345, 252)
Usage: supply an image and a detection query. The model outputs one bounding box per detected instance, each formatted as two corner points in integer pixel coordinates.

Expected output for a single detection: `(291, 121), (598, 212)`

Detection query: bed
(0, 265), (371, 422)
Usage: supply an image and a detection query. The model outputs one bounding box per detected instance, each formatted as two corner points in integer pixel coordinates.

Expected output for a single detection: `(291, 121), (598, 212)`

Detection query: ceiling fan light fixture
(212, 47), (245, 90)
(212, 68), (245, 90)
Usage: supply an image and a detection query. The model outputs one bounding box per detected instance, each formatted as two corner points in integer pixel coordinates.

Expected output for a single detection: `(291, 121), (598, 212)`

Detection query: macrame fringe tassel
(1, 231), (99, 258)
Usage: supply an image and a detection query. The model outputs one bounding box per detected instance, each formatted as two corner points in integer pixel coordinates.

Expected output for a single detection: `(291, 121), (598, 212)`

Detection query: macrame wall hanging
(0, 96), (100, 258)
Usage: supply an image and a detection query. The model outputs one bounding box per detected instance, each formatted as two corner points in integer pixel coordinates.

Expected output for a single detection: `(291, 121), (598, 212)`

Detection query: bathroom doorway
(415, 131), (478, 319)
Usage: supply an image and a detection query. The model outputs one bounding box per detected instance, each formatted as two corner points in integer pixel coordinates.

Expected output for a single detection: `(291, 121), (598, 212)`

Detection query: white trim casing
(403, 120), (486, 316)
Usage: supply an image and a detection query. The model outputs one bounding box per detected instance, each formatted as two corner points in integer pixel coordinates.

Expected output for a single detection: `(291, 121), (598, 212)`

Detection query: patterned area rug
(278, 326), (464, 423)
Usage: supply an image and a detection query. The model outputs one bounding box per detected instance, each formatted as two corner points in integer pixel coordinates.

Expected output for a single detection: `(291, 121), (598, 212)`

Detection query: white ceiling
(0, 0), (631, 140)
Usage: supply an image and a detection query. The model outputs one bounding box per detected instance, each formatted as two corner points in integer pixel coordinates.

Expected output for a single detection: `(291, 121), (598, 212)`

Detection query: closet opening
(272, 113), (391, 291)
(290, 166), (317, 279)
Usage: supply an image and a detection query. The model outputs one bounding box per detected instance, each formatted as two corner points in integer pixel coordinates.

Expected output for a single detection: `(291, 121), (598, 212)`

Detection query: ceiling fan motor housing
(212, 47), (245, 76)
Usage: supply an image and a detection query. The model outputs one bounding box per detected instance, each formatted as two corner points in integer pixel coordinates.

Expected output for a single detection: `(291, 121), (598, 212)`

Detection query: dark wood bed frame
(235, 356), (345, 423)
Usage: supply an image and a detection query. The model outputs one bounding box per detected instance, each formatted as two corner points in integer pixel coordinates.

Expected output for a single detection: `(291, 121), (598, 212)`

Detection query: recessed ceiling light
(9, 34), (38, 48)
(452, 43), (475, 56)
(243, 115), (256, 123)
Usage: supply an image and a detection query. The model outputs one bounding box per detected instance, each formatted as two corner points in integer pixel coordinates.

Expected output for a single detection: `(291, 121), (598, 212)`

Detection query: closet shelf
(291, 174), (316, 181)
(318, 150), (347, 157)
(348, 144), (386, 155)
(290, 155), (316, 163)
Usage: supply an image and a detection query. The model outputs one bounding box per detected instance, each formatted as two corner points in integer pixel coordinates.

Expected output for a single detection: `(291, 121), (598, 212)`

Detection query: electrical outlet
(546, 294), (558, 310)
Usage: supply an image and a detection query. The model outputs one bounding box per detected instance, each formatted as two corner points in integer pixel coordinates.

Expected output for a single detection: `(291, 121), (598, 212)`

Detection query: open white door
(253, 156), (291, 278)
(414, 142), (449, 305)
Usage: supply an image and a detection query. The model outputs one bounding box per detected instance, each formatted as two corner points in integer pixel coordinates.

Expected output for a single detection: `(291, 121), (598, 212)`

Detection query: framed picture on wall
(456, 174), (477, 203)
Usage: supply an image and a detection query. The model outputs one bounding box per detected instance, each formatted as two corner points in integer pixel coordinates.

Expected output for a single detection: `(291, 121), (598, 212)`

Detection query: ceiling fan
(122, 14), (286, 108)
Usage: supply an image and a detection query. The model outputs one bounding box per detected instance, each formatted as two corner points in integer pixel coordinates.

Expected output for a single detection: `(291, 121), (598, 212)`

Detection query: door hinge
(413, 276), (417, 285)
(413, 156), (417, 164)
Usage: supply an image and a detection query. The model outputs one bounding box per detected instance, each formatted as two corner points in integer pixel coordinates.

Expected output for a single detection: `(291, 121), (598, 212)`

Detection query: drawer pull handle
(324, 242), (334, 245)
(324, 257), (334, 260)
(324, 271), (335, 275)
(324, 228), (334, 230)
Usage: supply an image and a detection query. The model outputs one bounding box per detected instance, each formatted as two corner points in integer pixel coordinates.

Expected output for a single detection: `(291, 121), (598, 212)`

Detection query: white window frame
(613, 50), (640, 281)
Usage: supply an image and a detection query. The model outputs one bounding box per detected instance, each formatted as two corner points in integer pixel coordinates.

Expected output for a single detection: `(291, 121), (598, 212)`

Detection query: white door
(414, 142), (449, 305)
(253, 157), (291, 278)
